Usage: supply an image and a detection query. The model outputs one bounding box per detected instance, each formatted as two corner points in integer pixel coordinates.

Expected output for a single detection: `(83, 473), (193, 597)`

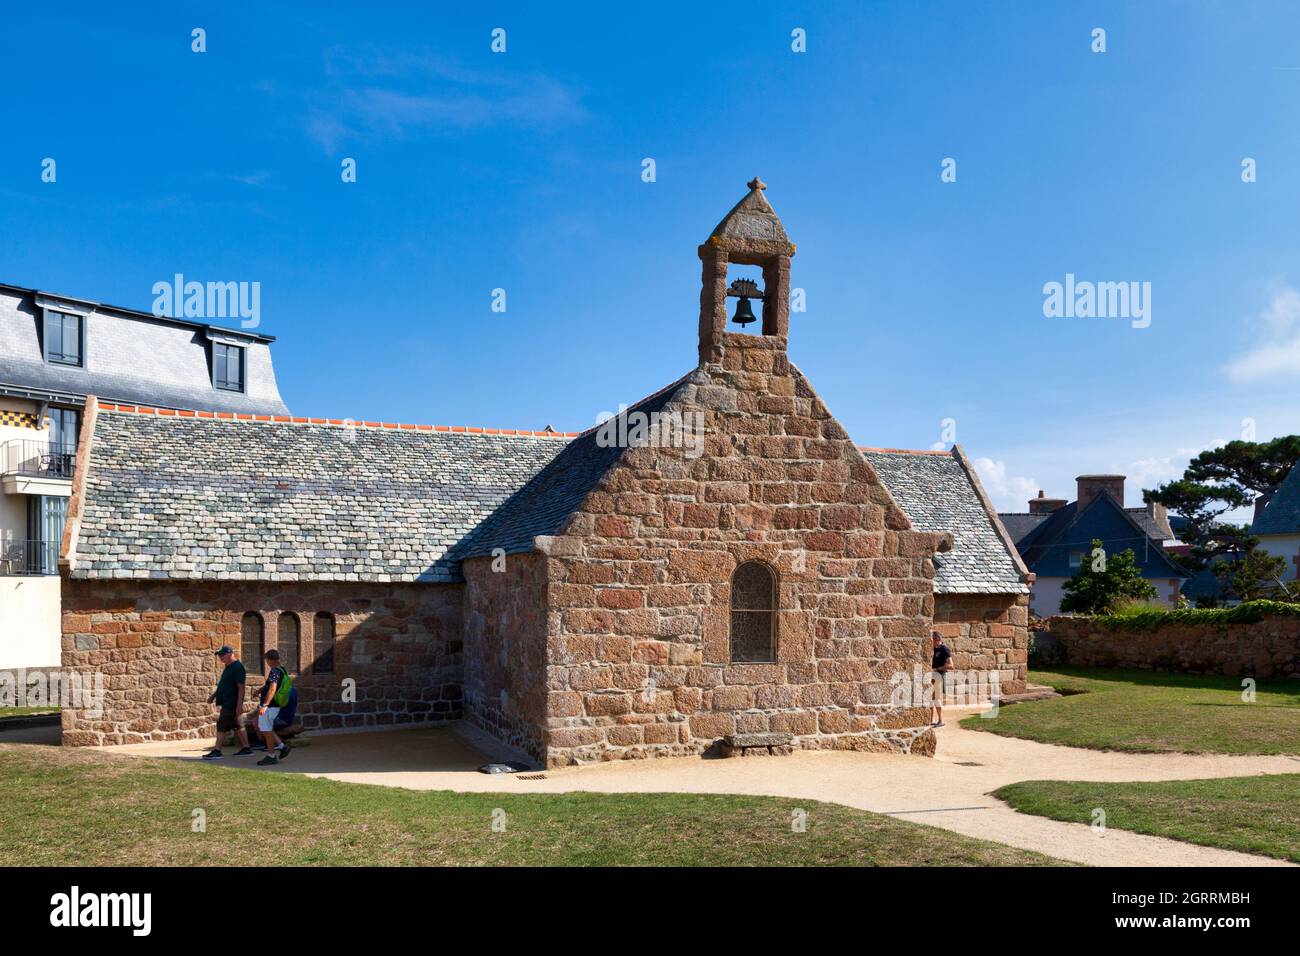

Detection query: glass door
(47, 407), (78, 477)
(27, 496), (68, 573)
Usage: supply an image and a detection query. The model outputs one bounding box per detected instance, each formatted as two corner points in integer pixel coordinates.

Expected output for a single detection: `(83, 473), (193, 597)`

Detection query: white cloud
(1225, 284), (1300, 383)
(302, 50), (587, 150)
(972, 457), (1039, 511)
(1122, 441), (1226, 491)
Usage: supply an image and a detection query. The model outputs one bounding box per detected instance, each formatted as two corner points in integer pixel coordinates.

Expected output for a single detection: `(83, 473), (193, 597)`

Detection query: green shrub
(1094, 599), (1300, 631)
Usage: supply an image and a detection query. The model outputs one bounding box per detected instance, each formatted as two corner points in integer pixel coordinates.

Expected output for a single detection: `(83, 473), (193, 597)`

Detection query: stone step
(997, 684), (1061, 705)
(720, 731), (794, 757)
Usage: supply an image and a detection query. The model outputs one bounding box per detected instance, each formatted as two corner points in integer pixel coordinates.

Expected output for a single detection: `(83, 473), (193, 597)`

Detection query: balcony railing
(0, 440), (76, 480)
(0, 539), (60, 576)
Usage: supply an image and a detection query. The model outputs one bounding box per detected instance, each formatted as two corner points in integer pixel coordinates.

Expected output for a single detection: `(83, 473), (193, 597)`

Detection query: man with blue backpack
(255, 649), (293, 766)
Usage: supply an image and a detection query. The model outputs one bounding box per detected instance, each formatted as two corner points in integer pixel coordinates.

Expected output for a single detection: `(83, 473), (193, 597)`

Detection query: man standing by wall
(203, 646), (252, 760)
(931, 631), (954, 728)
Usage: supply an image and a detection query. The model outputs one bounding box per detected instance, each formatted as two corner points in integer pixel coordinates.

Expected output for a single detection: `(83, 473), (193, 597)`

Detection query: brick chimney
(698, 177), (794, 365)
(1028, 490), (1068, 514)
(1076, 474), (1125, 510)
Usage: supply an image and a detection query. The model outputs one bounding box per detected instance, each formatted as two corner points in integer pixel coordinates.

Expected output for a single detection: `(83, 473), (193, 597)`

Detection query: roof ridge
(858, 445), (953, 456)
(95, 401), (579, 438)
(570, 370), (698, 440)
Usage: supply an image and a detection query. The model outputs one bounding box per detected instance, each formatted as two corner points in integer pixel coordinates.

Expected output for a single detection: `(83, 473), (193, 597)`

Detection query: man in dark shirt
(204, 646), (252, 759)
(931, 631), (954, 728)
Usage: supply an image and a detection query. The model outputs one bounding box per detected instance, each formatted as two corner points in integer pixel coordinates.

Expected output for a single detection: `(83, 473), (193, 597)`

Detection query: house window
(241, 613), (264, 673)
(730, 561), (777, 663)
(43, 311), (84, 366)
(313, 612), (336, 674)
(1068, 550), (1083, 569)
(213, 343), (245, 392)
(278, 613), (300, 674)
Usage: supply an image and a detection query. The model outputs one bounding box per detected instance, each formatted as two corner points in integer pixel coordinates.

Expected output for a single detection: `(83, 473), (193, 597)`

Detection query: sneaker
(202, 749), (224, 760)
(935, 721), (945, 728)
(256, 755), (279, 766)
(234, 747), (255, 757)
(252, 742), (268, 751)
(276, 744), (290, 761)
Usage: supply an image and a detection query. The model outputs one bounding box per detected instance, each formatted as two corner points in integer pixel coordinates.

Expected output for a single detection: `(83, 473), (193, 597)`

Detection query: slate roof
(1001, 493), (1189, 580)
(1252, 462), (1300, 535)
(1125, 506), (1174, 541)
(455, 372), (692, 560)
(860, 448), (1030, 594)
(998, 512), (1049, 549)
(1001, 507), (1172, 549)
(69, 407), (568, 582)
(71, 388), (1032, 598)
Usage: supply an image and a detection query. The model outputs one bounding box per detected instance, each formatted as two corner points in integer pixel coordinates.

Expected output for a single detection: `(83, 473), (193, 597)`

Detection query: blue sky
(4, 1), (1300, 512)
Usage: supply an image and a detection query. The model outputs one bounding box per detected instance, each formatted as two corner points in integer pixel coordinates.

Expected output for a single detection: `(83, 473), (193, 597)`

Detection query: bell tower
(697, 177), (795, 365)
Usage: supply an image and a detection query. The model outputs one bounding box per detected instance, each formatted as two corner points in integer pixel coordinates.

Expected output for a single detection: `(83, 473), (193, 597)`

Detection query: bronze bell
(732, 295), (757, 326)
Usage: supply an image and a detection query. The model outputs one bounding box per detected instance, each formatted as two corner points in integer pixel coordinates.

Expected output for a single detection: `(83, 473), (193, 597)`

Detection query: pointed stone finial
(747, 176), (766, 191)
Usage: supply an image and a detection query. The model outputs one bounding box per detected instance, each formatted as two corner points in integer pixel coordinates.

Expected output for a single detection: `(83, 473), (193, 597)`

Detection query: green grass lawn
(0, 707), (60, 719)
(995, 775), (1300, 863)
(0, 744), (1064, 867)
(962, 667), (1300, 754)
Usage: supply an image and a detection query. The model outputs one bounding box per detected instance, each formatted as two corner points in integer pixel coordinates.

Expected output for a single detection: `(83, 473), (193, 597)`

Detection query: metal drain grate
(954, 761), (983, 767)
(516, 773), (548, 780)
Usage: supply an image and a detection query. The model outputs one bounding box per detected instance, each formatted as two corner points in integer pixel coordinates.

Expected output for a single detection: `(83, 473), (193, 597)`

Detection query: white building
(1252, 463), (1300, 585)
(0, 283), (289, 669)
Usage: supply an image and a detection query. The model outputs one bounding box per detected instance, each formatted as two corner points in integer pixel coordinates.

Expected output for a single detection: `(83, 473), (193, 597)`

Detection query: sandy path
(103, 716), (1300, 867)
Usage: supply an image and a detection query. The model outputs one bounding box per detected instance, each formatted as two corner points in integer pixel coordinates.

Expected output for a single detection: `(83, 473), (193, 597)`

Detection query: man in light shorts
(931, 631), (953, 728)
(255, 649), (291, 766)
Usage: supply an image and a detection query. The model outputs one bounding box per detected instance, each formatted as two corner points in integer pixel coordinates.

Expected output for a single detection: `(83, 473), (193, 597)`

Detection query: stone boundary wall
(1048, 614), (1300, 679)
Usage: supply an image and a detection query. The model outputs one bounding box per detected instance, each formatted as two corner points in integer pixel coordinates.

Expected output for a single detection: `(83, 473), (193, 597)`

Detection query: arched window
(730, 561), (777, 663)
(313, 612), (336, 674)
(241, 613), (264, 674)
(278, 613), (300, 675)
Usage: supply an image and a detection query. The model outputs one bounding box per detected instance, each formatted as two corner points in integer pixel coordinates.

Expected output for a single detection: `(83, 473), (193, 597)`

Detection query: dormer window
(44, 310), (84, 367)
(213, 342), (245, 392)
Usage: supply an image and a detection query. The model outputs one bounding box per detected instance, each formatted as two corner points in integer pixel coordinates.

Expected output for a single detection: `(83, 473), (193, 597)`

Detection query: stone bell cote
(697, 177), (796, 365)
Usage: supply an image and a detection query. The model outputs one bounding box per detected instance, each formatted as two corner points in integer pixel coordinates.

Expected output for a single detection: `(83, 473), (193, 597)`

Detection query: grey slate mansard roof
(0, 283), (289, 416)
(1252, 462), (1300, 536)
(860, 447), (1031, 594)
(68, 408), (568, 582)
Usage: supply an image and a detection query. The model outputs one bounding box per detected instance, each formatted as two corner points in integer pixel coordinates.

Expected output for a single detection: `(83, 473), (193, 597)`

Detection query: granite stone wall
(537, 333), (944, 765)
(933, 593), (1030, 697)
(1048, 614), (1300, 679)
(460, 552), (550, 762)
(60, 578), (463, 746)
